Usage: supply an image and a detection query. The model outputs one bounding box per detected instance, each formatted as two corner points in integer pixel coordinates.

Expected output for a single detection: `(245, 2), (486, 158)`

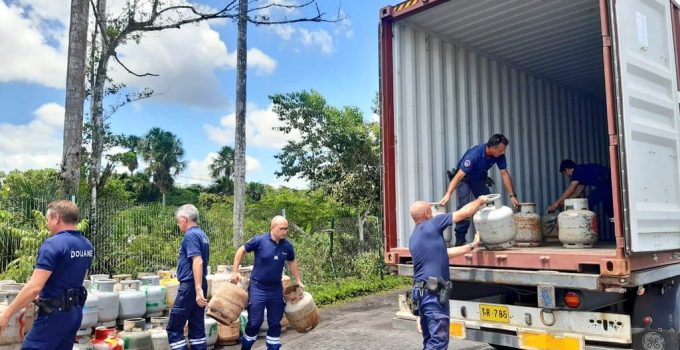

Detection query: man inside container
(230, 215), (304, 350)
(548, 159), (613, 219)
(0, 199), (93, 350)
(167, 204), (210, 350)
(408, 196), (489, 350)
(438, 133), (520, 246)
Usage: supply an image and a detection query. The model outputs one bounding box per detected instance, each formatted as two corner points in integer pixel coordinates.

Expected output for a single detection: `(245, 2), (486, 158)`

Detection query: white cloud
(0, 103), (64, 171)
(298, 28), (334, 54)
(111, 22), (277, 108)
(1, 0), (277, 109)
(203, 103), (300, 150)
(270, 175), (310, 190)
(371, 113), (380, 123)
(175, 152), (263, 186)
(246, 48), (278, 75)
(0, 2), (67, 88)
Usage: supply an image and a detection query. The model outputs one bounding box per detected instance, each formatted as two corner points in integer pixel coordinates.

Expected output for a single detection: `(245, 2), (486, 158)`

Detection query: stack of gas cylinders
(0, 266), (313, 349)
(469, 194), (598, 250)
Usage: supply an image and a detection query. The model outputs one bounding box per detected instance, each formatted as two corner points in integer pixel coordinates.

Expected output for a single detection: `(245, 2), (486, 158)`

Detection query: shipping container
(380, 0), (680, 349)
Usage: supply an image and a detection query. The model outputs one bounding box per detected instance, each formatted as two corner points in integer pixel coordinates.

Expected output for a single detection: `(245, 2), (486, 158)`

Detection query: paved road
(218, 289), (493, 350)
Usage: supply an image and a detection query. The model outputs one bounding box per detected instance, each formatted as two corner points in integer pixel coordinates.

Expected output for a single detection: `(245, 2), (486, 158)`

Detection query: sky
(0, 0), (390, 189)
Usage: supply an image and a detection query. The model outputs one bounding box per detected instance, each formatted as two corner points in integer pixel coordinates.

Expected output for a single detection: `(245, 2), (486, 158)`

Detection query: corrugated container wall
(392, 22), (609, 247)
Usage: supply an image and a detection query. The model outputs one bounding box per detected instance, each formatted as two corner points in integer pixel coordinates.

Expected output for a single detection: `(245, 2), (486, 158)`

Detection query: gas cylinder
(117, 280), (146, 322)
(542, 212), (559, 242)
(149, 317), (170, 350)
(430, 203), (453, 246)
(90, 326), (123, 350)
(0, 291), (30, 349)
(216, 318), (239, 345)
(118, 318), (152, 350)
(92, 279), (119, 326)
(111, 274), (132, 292)
(140, 276), (166, 317)
(207, 282), (248, 325)
(0, 283), (34, 338)
(89, 275), (110, 292)
(204, 314), (218, 349)
(206, 269), (229, 300)
(283, 285), (319, 333)
(513, 203), (542, 247)
(79, 280), (99, 334)
(473, 194), (515, 250)
(158, 271), (179, 308)
(558, 198), (598, 248)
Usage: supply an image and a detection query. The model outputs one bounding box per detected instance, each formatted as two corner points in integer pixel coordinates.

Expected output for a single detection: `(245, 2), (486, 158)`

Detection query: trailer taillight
(563, 291), (581, 308)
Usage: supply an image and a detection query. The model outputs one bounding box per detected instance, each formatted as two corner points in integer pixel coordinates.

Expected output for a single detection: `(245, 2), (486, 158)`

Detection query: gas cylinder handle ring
(484, 194), (501, 205)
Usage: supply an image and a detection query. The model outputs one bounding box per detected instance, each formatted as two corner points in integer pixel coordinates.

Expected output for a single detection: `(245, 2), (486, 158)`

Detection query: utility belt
(448, 168), (494, 187)
(407, 277), (453, 316)
(34, 287), (87, 314)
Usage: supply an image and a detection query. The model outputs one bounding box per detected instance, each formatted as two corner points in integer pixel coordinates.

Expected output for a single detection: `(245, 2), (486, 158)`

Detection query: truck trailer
(379, 0), (680, 349)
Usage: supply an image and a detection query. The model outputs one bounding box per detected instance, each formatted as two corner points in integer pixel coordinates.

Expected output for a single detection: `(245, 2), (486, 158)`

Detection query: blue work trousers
(22, 307), (82, 350)
(167, 282), (207, 350)
(241, 281), (285, 350)
(588, 183), (613, 219)
(412, 287), (450, 350)
(455, 179), (490, 243)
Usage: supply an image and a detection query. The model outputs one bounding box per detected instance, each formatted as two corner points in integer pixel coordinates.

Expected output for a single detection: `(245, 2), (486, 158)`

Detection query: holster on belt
(35, 287), (86, 314)
(427, 277), (453, 305)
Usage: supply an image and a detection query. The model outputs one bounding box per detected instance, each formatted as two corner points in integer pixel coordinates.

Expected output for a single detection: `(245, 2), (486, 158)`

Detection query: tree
(272, 90), (381, 240)
(140, 128), (186, 207)
(210, 146), (236, 181)
(60, 0), (90, 199)
(233, 0), (248, 248)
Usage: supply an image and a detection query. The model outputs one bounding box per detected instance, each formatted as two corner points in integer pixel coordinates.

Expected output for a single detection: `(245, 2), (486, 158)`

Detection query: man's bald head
(410, 201), (432, 224)
(270, 215), (289, 242)
(271, 215), (288, 228)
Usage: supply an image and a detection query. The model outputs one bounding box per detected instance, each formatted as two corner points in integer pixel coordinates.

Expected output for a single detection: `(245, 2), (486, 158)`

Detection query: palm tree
(140, 128), (186, 207)
(209, 146), (235, 195)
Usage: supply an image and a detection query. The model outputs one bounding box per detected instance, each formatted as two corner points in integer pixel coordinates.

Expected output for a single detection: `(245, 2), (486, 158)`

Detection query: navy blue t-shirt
(409, 214), (453, 282)
(245, 233), (295, 286)
(457, 144), (507, 180)
(571, 164), (610, 187)
(35, 230), (93, 299)
(176, 226), (210, 283)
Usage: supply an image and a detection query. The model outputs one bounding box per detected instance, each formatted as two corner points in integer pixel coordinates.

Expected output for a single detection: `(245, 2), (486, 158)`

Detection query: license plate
(479, 304), (510, 323)
(518, 331), (584, 350)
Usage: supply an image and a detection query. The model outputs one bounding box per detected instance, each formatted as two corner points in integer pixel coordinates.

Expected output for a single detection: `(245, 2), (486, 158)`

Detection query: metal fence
(0, 198), (384, 285)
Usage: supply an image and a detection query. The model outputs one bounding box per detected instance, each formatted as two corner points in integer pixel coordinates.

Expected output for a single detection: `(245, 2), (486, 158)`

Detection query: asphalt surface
(217, 289), (494, 350)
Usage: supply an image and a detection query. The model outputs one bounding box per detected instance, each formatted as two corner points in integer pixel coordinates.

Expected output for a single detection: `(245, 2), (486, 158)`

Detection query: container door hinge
(603, 36), (612, 47)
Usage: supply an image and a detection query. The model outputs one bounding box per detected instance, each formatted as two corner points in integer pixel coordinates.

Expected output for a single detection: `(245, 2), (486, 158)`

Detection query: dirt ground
(217, 289), (493, 350)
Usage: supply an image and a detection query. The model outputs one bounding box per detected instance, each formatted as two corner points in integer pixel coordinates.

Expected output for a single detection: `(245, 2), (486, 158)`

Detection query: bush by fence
(0, 198), (385, 287)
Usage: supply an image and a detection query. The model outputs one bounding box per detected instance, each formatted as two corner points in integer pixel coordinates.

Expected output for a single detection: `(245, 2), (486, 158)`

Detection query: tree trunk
(60, 0), (90, 199)
(232, 0), (248, 248)
(88, 0), (108, 235)
(357, 213), (365, 241)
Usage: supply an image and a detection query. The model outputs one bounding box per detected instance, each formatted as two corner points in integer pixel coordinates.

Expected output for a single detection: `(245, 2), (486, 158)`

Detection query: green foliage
(0, 210), (88, 282)
(1, 169), (60, 204)
(140, 128), (186, 203)
(271, 90), (381, 217)
(307, 276), (411, 307)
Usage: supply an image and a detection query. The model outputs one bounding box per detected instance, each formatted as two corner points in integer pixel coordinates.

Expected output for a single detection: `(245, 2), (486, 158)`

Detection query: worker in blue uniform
(167, 204), (210, 350)
(548, 159), (613, 219)
(408, 196), (488, 350)
(230, 215), (304, 350)
(439, 134), (520, 246)
(0, 200), (93, 350)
